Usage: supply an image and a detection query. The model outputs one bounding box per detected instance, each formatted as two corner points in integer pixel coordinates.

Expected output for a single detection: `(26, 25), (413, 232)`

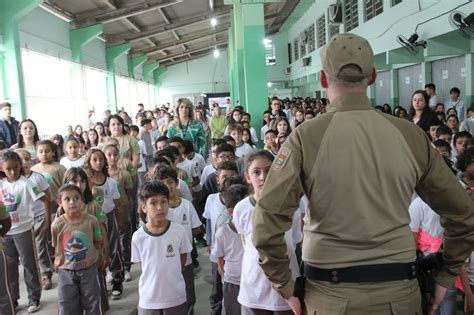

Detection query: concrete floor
(16, 246), (213, 314)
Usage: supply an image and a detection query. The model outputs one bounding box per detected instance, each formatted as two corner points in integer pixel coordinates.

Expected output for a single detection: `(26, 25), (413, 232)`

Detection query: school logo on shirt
(182, 213), (187, 223)
(62, 231), (91, 263)
(166, 244), (175, 258)
(32, 186), (42, 196)
(274, 147), (291, 171)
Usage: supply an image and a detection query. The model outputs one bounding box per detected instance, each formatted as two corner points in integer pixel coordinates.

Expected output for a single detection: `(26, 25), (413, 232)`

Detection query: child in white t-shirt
(132, 181), (192, 314)
(233, 151), (302, 314)
(169, 137), (200, 190)
(213, 183), (249, 315)
(59, 137), (86, 170)
(155, 166), (202, 314)
(229, 124), (254, 158)
(203, 160), (238, 314)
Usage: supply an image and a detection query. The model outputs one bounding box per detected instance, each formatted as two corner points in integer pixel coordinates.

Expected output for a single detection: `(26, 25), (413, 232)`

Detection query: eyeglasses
(217, 154), (234, 160)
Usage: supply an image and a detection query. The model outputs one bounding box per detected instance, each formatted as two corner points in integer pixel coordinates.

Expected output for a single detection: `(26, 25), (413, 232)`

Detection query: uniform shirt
(109, 168), (133, 227)
(115, 134), (140, 163)
(200, 164), (216, 186)
(52, 213), (102, 270)
(189, 153), (206, 176)
(137, 140), (147, 173)
(167, 198), (201, 266)
(59, 155), (86, 170)
(409, 197), (444, 254)
(131, 222), (192, 310)
(31, 162), (67, 200)
(234, 196), (302, 311)
(212, 221), (243, 285)
(444, 99), (466, 122)
(177, 159), (199, 183)
(178, 179), (192, 201)
(0, 202), (9, 251)
(203, 193), (227, 262)
(95, 177), (120, 214)
(56, 201), (106, 225)
(0, 176), (45, 235)
(252, 93), (474, 297)
(235, 143), (254, 158)
(27, 171), (50, 216)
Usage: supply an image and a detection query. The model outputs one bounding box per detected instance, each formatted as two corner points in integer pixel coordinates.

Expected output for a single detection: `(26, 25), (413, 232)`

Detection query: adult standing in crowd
(444, 87), (466, 122)
(167, 98), (208, 157)
(425, 83), (438, 108)
(108, 114), (140, 169)
(408, 90), (441, 133)
(0, 102), (20, 148)
(252, 33), (474, 315)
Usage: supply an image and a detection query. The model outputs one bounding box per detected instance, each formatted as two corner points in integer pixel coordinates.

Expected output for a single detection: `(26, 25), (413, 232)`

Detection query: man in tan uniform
(252, 33), (474, 315)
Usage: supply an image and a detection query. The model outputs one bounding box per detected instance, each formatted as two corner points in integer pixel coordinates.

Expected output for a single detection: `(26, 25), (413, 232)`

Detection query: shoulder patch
(273, 147), (292, 170)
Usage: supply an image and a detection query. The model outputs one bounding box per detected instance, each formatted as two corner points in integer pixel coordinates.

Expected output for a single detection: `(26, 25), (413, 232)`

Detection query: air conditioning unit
(328, 3), (343, 24)
(302, 57), (311, 67)
(284, 67), (291, 75)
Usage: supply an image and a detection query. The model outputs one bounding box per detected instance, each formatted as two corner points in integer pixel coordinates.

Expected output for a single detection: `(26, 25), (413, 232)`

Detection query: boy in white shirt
(155, 166), (202, 314)
(132, 181), (192, 315)
(228, 124), (254, 158)
(213, 184), (249, 315)
(168, 137), (200, 190)
(203, 161), (238, 315)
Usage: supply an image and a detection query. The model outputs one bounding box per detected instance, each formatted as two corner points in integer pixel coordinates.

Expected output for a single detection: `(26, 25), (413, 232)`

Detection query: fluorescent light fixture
(267, 82), (272, 87)
(213, 48), (220, 58)
(263, 38), (272, 46)
(211, 18), (218, 27)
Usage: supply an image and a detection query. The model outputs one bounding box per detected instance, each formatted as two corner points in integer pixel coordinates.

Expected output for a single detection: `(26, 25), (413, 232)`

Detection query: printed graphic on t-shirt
(32, 186), (42, 196)
(1, 190), (21, 223)
(0, 203), (9, 220)
(166, 244), (175, 258)
(182, 213), (187, 224)
(62, 231), (91, 264)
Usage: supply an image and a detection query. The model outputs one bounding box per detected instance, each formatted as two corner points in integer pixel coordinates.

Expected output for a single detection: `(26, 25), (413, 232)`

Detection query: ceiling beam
(162, 46), (228, 67)
(157, 7), (181, 41)
(131, 25), (229, 56)
(108, 7), (231, 45)
(266, 0), (299, 35)
(73, 0), (182, 29)
(153, 40), (227, 63)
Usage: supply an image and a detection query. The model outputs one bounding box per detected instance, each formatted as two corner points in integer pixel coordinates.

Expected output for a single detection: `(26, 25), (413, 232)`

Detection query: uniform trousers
(0, 250), (15, 315)
(223, 282), (241, 315)
(241, 307), (292, 315)
(304, 278), (421, 315)
(119, 224), (131, 272)
(210, 262), (223, 315)
(33, 214), (52, 277)
(2, 229), (42, 304)
(182, 263), (196, 314)
(57, 264), (101, 315)
(137, 302), (187, 315)
(98, 267), (109, 312)
(105, 212), (124, 284)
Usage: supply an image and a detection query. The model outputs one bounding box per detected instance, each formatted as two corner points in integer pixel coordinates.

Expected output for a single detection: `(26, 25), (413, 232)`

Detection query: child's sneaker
(124, 271), (132, 282)
(111, 282), (123, 300)
(27, 301), (41, 313)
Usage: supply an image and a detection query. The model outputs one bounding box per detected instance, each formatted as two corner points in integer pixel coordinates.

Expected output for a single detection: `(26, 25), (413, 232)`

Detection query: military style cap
(320, 33), (374, 82)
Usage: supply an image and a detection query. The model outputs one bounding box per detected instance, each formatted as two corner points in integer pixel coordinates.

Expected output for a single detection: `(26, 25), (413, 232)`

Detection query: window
(288, 43), (292, 64)
(364, 0), (383, 22)
(317, 15), (326, 48)
(299, 31), (307, 57)
(265, 41), (276, 65)
(329, 23), (340, 38)
(307, 24), (316, 53)
(391, 0), (402, 7)
(294, 38), (299, 61)
(344, 0), (359, 31)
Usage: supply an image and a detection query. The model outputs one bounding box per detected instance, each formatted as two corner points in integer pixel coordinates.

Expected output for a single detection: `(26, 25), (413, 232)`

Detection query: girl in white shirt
(233, 151), (302, 314)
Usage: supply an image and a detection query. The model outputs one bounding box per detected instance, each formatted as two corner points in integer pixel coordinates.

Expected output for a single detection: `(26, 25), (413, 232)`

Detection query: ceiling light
(263, 38), (272, 46)
(213, 48), (220, 58)
(267, 82), (272, 87)
(211, 18), (218, 27)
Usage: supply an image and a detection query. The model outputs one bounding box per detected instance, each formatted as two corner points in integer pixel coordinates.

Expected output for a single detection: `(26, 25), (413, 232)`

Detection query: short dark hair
(212, 139), (226, 147)
(0, 102), (12, 110)
(436, 126), (452, 138)
(157, 136), (168, 142)
(223, 135), (236, 143)
(454, 131), (473, 144)
(183, 140), (194, 154)
(139, 180), (169, 203)
(265, 129), (278, 136)
(222, 175), (247, 191)
(433, 140), (451, 155)
(129, 125), (139, 133)
(155, 148), (176, 164)
(425, 83), (436, 91)
(428, 119), (444, 128)
(245, 150), (275, 173)
(57, 184), (83, 202)
(216, 160), (238, 173)
(37, 139), (60, 162)
(141, 119), (152, 127)
(153, 165), (178, 183)
(152, 156), (172, 167)
(168, 136), (185, 146)
(450, 87), (460, 95)
(223, 184), (249, 208)
(168, 145), (180, 159)
(215, 143), (235, 156)
(456, 147), (474, 172)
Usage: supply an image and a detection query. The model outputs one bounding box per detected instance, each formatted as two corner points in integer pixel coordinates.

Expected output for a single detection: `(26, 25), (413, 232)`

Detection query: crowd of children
(0, 91), (472, 314)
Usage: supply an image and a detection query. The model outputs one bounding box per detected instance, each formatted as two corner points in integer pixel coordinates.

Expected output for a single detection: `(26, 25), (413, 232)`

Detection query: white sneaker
(124, 271), (132, 282)
(27, 301), (41, 313)
(106, 272), (113, 284)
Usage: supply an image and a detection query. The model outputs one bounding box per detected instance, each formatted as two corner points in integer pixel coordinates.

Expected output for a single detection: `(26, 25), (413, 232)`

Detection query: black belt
(303, 262), (418, 283)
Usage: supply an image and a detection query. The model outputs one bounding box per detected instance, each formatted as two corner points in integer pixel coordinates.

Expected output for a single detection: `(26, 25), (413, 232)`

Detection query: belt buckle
(330, 270), (339, 283)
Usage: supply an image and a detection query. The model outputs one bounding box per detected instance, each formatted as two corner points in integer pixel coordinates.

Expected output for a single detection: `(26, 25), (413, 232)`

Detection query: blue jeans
(438, 285), (457, 315)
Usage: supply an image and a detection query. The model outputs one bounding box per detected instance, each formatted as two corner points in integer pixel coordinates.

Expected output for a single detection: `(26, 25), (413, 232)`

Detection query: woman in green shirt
(209, 104), (227, 140)
(167, 98), (208, 157)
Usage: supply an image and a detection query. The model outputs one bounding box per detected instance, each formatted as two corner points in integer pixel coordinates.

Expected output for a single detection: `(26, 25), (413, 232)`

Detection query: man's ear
(320, 71), (328, 88)
(368, 67), (377, 86)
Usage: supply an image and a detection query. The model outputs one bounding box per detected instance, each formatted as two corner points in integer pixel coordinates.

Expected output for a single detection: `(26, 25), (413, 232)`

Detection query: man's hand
(285, 296), (302, 315)
(427, 283), (448, 315)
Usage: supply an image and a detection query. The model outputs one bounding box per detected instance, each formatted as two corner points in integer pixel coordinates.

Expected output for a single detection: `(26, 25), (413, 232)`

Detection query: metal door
(375, 71), (390, 106)
(431, 56), (466, 105)
(398, 64), (422, 109)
